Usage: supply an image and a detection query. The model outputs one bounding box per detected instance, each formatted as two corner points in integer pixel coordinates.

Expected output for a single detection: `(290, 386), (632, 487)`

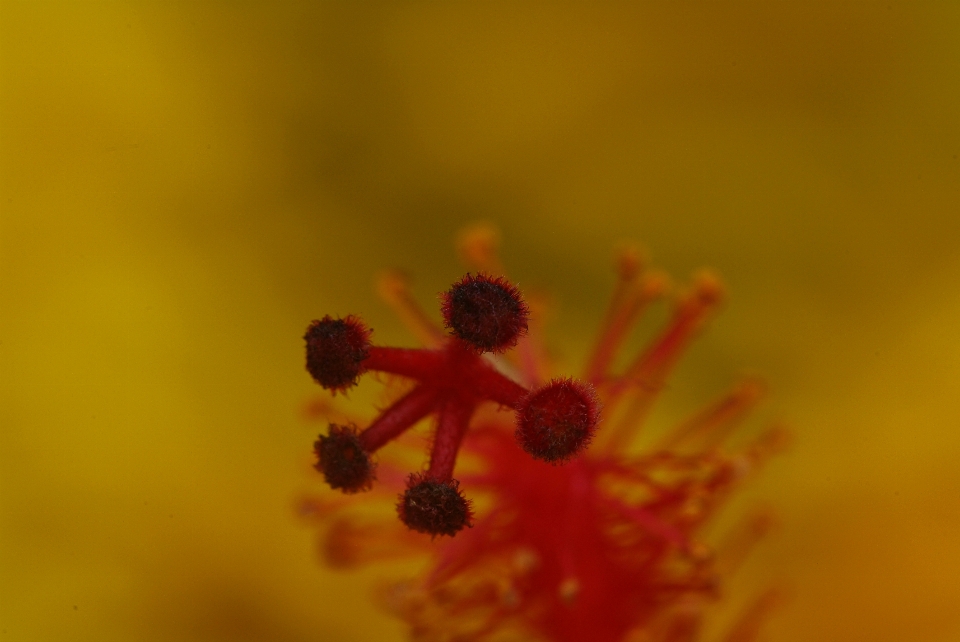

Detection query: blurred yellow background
(2, 3), (959, 641)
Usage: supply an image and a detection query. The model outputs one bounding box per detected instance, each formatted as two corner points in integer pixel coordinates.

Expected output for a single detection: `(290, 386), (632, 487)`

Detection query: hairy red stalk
(426, 398), (477, 482)
(357, 385), (438, 452)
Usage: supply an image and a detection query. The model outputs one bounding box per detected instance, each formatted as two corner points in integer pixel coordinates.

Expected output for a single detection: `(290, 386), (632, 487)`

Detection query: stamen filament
(600, 273), (724, 453)
(584, 270), (669, 384)
(720, 589), (784, 642)
(612, 272), (724, 399)
(376, 270), (446, 348)
(658, 379), (766, 453)
(603, 496), (690, 550)
(513, 291), (550, 388)
(456, 222), (504, 274)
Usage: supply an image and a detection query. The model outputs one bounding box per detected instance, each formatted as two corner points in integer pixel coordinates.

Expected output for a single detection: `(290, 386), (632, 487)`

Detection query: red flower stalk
(305, 272), (600, 535)
(300, 225), (786, 642)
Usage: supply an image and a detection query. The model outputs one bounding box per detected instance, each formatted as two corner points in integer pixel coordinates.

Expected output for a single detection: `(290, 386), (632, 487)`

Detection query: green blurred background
(2, 3), (959, 641)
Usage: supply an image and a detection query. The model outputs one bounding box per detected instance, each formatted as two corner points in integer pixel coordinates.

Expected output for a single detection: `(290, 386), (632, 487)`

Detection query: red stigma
(398, 473), (473, 536)
(313, 424), (375, 493)
(516, 378), (601, 463)
(441, 273), (529, 353)
(304, 273), (597, 534)
(304, 315), (372, 392)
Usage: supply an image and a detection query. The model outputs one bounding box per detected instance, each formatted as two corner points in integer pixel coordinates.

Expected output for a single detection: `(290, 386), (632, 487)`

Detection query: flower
(300, 225), (786, 641)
